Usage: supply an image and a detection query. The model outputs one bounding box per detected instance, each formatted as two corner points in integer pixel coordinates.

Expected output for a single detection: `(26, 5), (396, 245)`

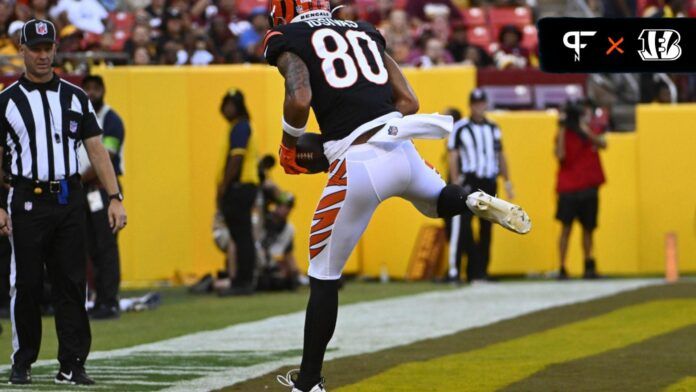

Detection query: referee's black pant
(8, 185), (90, 368)
(221, 183), (258, 287)
(85, 187), (120, 310)
(448, 176), (497, 281)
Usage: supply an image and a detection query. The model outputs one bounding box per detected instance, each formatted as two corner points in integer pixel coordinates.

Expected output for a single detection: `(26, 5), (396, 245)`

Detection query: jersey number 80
(311, 28), (388, 88)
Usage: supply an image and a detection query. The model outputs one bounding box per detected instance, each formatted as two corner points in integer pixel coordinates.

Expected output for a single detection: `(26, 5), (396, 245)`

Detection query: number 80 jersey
(264, 17), (397, 142)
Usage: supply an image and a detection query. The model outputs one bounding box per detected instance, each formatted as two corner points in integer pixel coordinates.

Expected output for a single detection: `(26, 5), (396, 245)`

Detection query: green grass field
(0, 280), (693, 391)
(0, 282), (442, 362)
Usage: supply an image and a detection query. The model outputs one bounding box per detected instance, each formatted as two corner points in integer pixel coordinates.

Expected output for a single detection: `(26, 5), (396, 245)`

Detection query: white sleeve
(49, 1), (67, 19)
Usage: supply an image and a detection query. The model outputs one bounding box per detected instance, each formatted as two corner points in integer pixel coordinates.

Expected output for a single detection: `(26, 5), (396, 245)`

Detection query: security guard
(0, 20), (127, 385)
(216, 89), (259, 296)
(80, 75), (125, 320)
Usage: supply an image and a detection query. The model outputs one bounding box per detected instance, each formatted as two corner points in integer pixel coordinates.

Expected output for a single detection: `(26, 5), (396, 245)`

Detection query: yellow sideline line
(664, 377), (696, 392)
(337, 299), (696, 392)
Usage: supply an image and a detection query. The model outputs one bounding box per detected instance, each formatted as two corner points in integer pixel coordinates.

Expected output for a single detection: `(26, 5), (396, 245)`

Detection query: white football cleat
(466, 190), (532, 234)
(277, 369), (327, 392)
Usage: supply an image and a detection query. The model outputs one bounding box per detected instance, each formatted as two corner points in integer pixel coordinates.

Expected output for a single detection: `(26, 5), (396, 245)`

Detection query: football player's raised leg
(398, 141), (531, 234)
(297, 154), (382, 391)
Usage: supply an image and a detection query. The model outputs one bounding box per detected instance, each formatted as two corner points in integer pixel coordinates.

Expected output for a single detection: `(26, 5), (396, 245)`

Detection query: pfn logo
(638, 29), (682, 61)
(563, 31), (597, 61)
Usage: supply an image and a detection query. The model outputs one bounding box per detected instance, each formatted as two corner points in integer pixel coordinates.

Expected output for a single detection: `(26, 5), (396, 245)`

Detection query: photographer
(555, 99), (607, 280)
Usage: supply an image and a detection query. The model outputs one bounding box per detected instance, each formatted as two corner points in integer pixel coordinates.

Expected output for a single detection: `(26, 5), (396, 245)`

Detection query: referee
(0, 20), (126, 385)
(447, 89), (514, 282)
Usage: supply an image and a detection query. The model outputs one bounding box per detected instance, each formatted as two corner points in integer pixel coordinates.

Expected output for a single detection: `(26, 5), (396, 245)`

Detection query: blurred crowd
(1, 0), (695, 104)
(0, 0), (541, 72)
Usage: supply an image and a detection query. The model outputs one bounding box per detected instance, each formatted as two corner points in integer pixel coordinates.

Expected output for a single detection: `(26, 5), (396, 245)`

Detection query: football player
(264, 2), (531, 391)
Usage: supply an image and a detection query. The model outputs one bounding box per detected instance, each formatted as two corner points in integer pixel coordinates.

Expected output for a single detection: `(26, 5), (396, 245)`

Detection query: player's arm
(276, 51), (310, 174)
(384, 53), (419, 115)
(277, 51), (312, 148)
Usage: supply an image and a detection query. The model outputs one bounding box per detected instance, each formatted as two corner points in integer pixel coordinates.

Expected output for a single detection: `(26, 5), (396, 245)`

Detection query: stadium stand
(0, 0), (694, 106)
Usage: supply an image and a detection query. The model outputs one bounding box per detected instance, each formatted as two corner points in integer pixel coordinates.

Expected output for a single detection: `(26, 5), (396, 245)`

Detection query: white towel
(323, 112), (453, 162)
(368, 113), (453, 143)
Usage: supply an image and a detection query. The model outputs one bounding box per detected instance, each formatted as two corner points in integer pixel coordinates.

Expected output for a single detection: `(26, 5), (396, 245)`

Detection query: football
(296, 133), (329, 174)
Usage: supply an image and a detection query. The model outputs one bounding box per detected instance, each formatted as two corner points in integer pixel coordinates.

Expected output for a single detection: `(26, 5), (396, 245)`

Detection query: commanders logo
(637, 29), (682, 61)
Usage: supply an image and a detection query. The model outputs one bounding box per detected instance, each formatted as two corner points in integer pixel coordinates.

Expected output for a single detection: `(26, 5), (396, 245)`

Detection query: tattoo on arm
(277, 52), (311, 102)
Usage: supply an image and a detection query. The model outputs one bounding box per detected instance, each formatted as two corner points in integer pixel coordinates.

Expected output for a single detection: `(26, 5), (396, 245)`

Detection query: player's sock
(296, 277), (339, 391)
(436, 184), (469, 218)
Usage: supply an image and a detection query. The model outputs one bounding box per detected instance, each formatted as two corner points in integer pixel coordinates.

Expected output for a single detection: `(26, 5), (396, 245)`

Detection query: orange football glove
(279, 144), (308, 175)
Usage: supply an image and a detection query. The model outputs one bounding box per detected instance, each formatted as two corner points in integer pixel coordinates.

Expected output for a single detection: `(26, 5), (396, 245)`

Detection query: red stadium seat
(488, 6), (532, 29)
(467, 26), (492, 49)
(111, 30), (130, 52)
(237, 0), (268, 17)
(108, 11), (135, 32)
(461, 7), (486, 27)
(521, 24), (538, 50)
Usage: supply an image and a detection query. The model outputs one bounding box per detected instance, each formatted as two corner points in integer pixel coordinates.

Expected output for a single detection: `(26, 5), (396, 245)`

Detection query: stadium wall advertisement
(95, 66), (696, 284)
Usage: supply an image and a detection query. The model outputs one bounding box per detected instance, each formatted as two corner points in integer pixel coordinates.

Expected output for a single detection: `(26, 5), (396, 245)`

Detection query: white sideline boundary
(1, 280), (661, 391)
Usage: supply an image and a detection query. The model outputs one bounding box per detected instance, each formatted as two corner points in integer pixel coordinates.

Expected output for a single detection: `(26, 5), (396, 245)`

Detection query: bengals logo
(637, 29), (682, 61)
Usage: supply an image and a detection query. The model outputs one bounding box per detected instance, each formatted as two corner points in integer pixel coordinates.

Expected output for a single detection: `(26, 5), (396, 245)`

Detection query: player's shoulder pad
(263, 26), (291, 66)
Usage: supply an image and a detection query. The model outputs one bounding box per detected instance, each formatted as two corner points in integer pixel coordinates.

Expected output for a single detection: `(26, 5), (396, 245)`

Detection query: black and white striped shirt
(447, 117), (503, 179)
(0, 74), (102, 182)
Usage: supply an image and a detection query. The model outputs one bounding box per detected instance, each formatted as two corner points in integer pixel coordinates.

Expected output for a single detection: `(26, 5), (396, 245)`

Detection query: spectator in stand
(603, 0), (636, 16)
(50, 0), (108, 34)
(406, 0), (461, 21)
(124, 24), (156, 60)
(0, 1), (13, 36)
(160, 40), (187, 64)
(643, 0), (684, 16)
(389, 37), (414, 65)
(57, 24), (89, 73)
(412, 36), (453, 67)
(157, 8), (191, 62)
(381, 9), (414, 50)
(133, 46), (152, 64)
(429, 13), (451, 43)
(0, 21), (23, 75)
(145, 0), (167, 31)
(219, 35), (244, 63)
(217, 0), (241, 23)
(29, 0), (52, 21)
(237, 7), (269, 62)
(447, 21), (493, 66)
(493, 24), (530, 69)
(209, 14), (233, 59)
(334, 2), (359, 20)
(190, 34), (215, 65)
(365, 0), (394, 26)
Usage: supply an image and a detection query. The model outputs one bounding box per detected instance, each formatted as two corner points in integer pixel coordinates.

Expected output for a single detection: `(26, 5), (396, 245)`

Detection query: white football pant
(307, 140), (445, 280)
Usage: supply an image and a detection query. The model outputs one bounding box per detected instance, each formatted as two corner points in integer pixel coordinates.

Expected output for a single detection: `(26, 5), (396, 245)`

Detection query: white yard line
(3, 280), (661, 391)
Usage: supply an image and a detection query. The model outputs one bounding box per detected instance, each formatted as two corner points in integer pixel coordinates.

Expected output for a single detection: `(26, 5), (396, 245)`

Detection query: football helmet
(268, 0), (331, 26)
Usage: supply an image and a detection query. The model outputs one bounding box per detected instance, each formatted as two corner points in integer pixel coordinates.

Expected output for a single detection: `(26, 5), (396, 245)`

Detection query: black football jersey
(264, 17), (397, 141)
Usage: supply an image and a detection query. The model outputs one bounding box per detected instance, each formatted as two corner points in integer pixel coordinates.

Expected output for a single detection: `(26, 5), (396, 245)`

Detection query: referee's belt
(10, 175), (82, 195)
